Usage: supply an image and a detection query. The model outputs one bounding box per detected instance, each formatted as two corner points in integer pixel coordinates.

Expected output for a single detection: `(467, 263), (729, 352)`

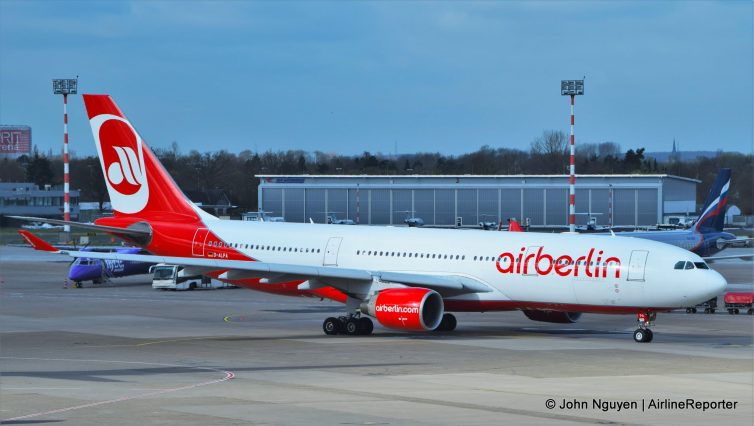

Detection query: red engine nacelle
(361, 287), (444, 331)
(522, 310), (582, 323)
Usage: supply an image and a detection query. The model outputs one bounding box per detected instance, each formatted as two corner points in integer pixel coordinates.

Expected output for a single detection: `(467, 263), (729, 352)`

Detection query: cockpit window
(675, 261), (700, 270)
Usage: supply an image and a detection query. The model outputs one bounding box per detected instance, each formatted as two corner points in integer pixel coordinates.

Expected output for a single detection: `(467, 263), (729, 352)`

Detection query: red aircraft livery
(495, 247), (621, 278)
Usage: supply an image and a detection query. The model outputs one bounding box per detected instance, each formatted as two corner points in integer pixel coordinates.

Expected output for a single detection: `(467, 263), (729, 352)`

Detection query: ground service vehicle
(151, 264), (233, 290)
(724, 292), (754, 315)
(152, 264), (208, 290)
(686, 296), (718, 314)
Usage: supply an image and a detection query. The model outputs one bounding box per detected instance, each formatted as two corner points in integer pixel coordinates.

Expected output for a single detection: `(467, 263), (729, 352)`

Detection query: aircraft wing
(48, 250), (492, 296)
(703, 253), (754, 263)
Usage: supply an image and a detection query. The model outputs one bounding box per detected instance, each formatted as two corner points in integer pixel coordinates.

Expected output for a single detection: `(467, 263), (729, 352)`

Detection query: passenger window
(685, 261), (694, 270)
(694, 262), (709, 269)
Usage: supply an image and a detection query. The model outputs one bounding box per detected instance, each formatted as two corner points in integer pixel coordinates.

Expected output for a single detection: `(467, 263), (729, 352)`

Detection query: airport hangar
(255, 174), (699, 228)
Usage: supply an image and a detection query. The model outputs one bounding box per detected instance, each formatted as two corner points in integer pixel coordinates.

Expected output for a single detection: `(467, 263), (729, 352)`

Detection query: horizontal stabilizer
(18, 230), (60, 253)
(703, 253), (754, 263)
(9, 216), (151, 237)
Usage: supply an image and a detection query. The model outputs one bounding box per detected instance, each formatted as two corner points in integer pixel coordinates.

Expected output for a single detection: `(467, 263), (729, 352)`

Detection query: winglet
(18, 230), (61, 253)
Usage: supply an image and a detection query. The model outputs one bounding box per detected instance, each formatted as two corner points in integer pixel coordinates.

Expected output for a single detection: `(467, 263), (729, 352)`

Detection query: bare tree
(530, 130), (568, 173)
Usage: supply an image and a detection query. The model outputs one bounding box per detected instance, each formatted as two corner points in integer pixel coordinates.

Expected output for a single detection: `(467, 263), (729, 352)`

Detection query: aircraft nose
(709, 270), (728, 295)
(68, 266), (96, 281)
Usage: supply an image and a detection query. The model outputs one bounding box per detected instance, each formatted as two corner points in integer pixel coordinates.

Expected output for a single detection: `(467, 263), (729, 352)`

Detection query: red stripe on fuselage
(444, 300), (672, 314)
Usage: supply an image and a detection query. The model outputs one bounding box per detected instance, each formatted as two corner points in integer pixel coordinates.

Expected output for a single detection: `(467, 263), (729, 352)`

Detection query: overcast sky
(1, 1), (752, 157)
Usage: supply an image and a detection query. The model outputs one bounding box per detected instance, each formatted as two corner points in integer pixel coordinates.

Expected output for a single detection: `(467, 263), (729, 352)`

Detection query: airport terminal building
(0, 182), (80, 220)
(256, 174), (699, 228)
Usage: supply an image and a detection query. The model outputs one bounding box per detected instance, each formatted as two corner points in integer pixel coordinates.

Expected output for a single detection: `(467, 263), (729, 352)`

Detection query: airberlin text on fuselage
(496, 247), (621, 279)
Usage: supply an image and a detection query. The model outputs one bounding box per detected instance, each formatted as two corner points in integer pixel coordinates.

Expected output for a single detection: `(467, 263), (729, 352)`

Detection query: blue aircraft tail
(694, 168), (731, 232)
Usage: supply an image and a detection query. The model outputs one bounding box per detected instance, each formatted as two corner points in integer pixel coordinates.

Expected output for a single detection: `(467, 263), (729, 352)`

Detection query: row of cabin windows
(208, 240), (321, 254)
(356, 250), (469, 260)
(354, 250), (616, 266)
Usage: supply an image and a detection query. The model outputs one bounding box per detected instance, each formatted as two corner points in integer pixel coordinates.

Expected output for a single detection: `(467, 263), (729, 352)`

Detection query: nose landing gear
(633, 311), (656, 343)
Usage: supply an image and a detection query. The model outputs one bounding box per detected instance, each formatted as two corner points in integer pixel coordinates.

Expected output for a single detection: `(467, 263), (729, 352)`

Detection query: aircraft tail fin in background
(694, 168), (730, 233)
(508, 219), (523, 232)
(82, 95), (215, 223)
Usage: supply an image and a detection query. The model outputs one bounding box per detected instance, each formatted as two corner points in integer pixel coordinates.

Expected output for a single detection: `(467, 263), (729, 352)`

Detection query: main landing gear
(434, 313), (457, 332)
(633, 311), (656, 343)
(323, 315), (374, 336)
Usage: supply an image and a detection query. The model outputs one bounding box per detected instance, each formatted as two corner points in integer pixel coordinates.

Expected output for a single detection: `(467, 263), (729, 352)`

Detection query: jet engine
(522, 310), (582, 323)
(360, 287), (443, 331)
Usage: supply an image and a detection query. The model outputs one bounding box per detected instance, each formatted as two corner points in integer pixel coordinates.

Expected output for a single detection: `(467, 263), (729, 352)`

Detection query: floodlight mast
(53, 78), (78, 234)
(561, 79), (584, 233)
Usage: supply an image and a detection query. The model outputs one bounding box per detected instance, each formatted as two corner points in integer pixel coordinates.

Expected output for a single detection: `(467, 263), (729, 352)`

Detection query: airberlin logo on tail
(495, 247), (622, 279)
(107, 146), (143, 195)
(90, 114), (149, 214)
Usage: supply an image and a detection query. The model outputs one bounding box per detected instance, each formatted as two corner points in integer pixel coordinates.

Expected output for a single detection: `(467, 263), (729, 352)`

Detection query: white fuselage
(206, 221), (726, 310)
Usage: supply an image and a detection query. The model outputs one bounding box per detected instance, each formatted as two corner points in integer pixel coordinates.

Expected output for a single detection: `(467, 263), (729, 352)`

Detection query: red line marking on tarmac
(0, 357), (234, 423)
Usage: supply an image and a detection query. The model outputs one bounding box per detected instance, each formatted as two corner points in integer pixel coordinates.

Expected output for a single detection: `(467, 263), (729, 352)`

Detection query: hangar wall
(257, 175), (699, 227)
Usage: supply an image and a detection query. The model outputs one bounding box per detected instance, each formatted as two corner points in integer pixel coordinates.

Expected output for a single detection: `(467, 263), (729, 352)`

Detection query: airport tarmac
(0, 246), (752, 425)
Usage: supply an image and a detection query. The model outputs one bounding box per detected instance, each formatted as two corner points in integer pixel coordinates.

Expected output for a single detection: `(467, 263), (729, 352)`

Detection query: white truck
(151, 264), (235, 290)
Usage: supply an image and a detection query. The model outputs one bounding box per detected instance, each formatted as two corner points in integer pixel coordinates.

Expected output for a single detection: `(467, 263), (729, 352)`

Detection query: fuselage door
(627, 250), (649, 282)
(323, 237), (343, 266)
(192, 228), (210, 257)
(523, 246), (542, 276)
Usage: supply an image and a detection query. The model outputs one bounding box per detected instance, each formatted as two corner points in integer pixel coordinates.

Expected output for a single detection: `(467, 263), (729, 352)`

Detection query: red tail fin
(82, 95), (206, 222)
(508, 219), (523, 232)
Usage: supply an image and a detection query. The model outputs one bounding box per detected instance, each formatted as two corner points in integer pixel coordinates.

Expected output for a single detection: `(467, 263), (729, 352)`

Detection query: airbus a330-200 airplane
(15, 94), (727, 343)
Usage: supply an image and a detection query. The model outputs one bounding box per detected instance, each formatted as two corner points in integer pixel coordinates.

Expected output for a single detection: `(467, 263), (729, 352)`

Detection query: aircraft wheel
(643, 329), (653, 342)
(436, 313), (457, 332)
(728, 309), (735, 315)
(323, 317), (340, 335)
(734, 308), (740, 315)
(691, 308), (697, 314)
(748, 309), (753, 315)
(344, 319), (360, 336)
(358, 317), (374, 335)
(685, 308), (692, 314)
(709, 309), (716, 314)
(633, 329), (648, 343)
